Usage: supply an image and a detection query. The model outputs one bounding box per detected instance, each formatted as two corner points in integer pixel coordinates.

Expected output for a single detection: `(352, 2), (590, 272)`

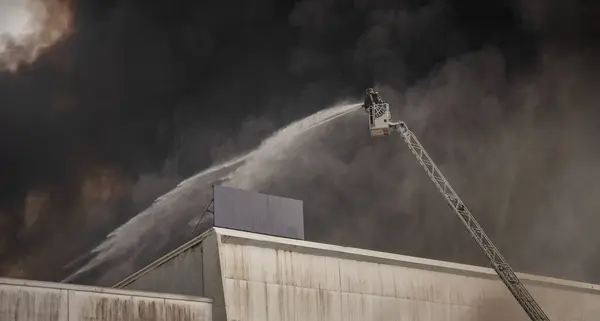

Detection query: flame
(0, 0), (73, 72)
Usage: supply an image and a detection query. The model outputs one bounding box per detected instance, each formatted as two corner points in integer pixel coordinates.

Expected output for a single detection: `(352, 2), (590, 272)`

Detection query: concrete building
(3, 185), (599, 321)
(0, 277), (212, 321)
(116, 227), (600, 321)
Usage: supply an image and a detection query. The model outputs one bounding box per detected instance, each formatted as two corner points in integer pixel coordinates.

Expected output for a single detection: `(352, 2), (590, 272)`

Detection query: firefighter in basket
(362, 88), (384, 111)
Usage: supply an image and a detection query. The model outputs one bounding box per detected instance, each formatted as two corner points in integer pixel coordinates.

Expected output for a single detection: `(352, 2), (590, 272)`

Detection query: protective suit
(363, 88), (383, 110)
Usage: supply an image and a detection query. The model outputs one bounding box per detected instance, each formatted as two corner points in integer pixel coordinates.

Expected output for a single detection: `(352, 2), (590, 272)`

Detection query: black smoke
(1, 0), (599, 284)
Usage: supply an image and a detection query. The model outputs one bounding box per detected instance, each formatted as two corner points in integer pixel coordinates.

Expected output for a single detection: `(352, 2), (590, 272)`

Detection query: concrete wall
(0, 277), (212, 321)
(218, 231), (600, 321)
(117, 228), (600, 321)
(122, 241), (206, 297)
(119, 231), (226, 321)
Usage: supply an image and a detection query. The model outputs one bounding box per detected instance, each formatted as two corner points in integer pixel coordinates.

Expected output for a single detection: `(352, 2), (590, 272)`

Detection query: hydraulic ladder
(369, 102), (550, 321)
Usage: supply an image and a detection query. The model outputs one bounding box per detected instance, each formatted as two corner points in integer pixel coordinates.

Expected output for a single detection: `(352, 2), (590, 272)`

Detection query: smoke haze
(0, 0), (73, 71)
(1, 0), (600, 287)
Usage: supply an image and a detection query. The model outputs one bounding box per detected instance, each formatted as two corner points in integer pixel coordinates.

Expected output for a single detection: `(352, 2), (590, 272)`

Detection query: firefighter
(363, 88), (383, 110)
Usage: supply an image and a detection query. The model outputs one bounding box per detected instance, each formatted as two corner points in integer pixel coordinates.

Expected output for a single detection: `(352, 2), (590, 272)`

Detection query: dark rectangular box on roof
(213, 185), (304, 240)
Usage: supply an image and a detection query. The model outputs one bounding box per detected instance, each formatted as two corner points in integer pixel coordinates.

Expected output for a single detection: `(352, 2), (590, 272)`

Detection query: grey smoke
(65, 102), (361, 285)
(3, 0), (599, 286)
(0, 0), (72, 71)
(68, 44), (600, 287)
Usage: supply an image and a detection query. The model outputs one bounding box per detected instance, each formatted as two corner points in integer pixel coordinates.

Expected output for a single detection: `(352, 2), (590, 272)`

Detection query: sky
(1, 0), (600, 283)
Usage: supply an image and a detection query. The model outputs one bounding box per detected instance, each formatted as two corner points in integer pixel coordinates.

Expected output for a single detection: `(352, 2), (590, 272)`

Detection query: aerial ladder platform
(365, 99), (550, 321)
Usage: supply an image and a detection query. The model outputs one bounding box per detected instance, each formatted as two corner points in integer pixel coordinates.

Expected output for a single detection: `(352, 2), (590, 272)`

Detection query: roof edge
(0, 277), (212, 303)
(113, 228), (215, 289)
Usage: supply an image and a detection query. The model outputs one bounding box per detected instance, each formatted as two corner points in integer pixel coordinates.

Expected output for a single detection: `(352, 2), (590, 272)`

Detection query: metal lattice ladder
(389, 121), (550, 321)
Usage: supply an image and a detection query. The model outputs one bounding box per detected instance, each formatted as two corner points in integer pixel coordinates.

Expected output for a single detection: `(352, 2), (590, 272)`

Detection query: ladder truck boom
(364, 100), (550, 321)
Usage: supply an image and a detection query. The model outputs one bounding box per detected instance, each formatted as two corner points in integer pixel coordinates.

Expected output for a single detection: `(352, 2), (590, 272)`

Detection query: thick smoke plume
(257, 47), (600, 282)
(1, 0), (600, 290)
(0, 0), (73, 71)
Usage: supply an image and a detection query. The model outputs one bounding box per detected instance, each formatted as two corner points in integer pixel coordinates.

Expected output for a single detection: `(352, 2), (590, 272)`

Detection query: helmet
(366, 88), (375, 94)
